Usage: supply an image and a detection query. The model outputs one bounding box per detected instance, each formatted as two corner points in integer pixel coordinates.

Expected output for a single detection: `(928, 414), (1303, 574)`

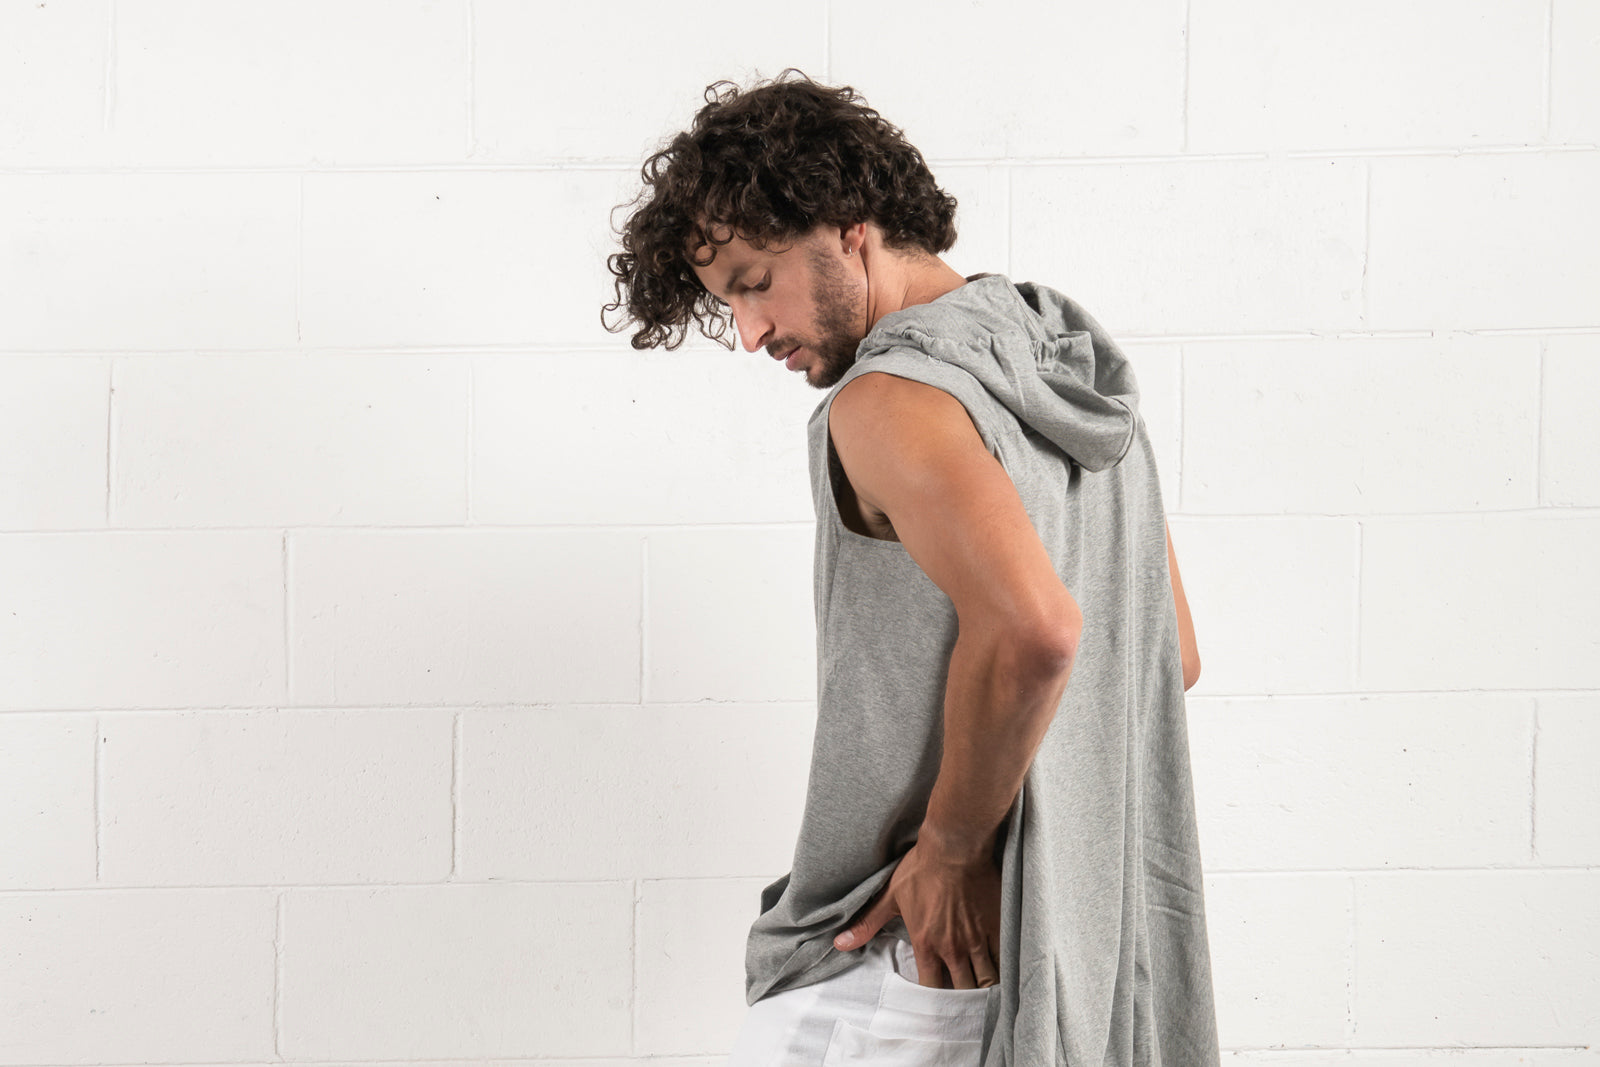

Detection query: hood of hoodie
(849, 273), (1139, 472)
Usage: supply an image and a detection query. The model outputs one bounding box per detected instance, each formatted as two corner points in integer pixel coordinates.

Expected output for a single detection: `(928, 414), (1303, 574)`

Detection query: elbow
(1015, 602), (1082, 676)
(1182, 653), (1201, 692)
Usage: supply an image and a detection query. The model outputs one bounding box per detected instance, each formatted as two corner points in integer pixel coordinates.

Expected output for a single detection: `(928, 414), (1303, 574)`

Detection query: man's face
(687, 225), (866, 390)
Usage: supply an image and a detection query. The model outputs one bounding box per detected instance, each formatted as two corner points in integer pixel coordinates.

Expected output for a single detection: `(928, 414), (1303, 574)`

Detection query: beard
(798, 244), (866, 391)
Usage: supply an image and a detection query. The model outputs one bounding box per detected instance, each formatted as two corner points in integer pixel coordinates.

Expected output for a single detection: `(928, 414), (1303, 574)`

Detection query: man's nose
(733, 307), (772, 353)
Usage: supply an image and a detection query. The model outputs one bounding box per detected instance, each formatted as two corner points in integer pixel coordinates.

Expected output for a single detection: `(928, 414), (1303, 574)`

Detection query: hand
(831, 837), (1002, 990)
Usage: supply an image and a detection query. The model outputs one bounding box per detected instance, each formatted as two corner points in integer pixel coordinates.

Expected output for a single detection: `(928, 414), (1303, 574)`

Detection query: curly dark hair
(601, 68), (959, 350)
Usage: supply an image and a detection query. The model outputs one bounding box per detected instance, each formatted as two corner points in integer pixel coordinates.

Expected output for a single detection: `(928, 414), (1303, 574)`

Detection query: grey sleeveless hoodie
(743, 273), (1221, 1066)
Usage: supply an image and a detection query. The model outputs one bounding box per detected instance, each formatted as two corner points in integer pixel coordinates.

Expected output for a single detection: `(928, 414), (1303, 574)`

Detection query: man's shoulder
(827, 368), (991, 499)
(830, 365), (973, 432)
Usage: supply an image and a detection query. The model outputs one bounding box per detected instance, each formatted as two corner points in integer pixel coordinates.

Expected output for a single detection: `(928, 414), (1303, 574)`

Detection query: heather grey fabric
(740, 273), (1221, 1066)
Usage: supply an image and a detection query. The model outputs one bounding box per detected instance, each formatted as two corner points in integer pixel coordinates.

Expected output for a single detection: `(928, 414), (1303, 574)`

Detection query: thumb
(834, 888), (897, 951)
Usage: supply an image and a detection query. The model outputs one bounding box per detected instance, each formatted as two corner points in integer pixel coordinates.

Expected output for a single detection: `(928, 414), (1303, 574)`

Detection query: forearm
(1166, 521), (1201, 689)
(919, 624), (1076, 864)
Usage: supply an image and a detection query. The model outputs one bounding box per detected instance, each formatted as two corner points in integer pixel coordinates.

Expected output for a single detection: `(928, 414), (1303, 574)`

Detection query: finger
(913, 947), (947, 990)
(835, 891), (897, 951)
(972, 946), (999, 989)
(945, 954), (978, 990)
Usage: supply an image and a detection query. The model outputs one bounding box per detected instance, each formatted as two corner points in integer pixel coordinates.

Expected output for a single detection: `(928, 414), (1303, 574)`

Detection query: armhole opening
(824, 402), (878, 541)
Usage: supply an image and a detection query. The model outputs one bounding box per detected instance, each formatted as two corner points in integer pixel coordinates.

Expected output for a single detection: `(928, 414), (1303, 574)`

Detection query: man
(603, 69), (1219, 1067)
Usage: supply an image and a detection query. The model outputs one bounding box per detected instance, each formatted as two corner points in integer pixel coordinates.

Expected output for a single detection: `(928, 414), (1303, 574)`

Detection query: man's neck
(864, 257), (972, 332)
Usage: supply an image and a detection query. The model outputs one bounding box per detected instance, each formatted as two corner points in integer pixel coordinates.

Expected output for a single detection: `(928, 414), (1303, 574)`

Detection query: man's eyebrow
(699, 267), (739, 306)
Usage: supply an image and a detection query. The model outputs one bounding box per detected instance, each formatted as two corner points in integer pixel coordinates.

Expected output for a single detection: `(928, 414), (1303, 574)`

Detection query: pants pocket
(821, 1016), (984, 1067)
(876, 967), (992, 1039)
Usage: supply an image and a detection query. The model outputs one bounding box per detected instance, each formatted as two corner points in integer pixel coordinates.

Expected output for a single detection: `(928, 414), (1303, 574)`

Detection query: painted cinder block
(1551, 0), (1600, 146)
(1359, 515), (1600, 691)
(280, 882), (634, 1059)
(645, 526), (816, 703)
(1187, 0), (1545, 153)
(1534, 692), (1600, 866)
(831, 0), (1187, 160)
(1353, 871), (1600, 1046)
(0, 174), (299, 351)
(0, 355), (110, 530)
(934, 164), (1010, 282)
(472, 0), (823, 164)
(1162, 517), (1358, 695)
(459, 704), (814, 880)
(1011, 159), (1366, 336)
(472, 349), (818, 527)
(1188, 694), (1533, 872)
(0, 888), (276, 1063)
(109, 0), (469, 168)
(1366, 152), (1600, 332)
(1541, 334), (1600, 507)
(635, 876), (780, 1056)
(0, 713), (96, 889)
(301, 169), (630, 349)
(1128, 342), (1183, 505)
(99, 708), (455, 885)
(290, 528), (642, 706)
(0, 530), (285, 711)
(1204, 873), (1352, 1048)
(113, 353), (470, 527)
(1183, 336), (1540, 515)
(0, 0), (109, 169)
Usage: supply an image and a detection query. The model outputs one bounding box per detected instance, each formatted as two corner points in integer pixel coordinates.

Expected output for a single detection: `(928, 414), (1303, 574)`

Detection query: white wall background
(1, 1), (1597, 1064)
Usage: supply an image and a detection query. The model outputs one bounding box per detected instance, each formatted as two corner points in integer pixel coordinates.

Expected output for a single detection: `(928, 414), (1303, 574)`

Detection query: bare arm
(828, 371), (1080, 864)
(1166, 520), (1201, 691)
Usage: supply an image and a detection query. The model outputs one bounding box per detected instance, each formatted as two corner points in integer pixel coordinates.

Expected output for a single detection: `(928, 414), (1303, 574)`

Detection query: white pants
(722, 933), (997, 1066)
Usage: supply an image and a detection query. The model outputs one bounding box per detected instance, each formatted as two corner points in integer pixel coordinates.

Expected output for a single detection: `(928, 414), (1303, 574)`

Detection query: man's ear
(839, 220), (867, 256)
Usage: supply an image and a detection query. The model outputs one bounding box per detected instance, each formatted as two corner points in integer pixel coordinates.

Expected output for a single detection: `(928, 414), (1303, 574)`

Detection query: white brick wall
(0, 1), (1594, 1063)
